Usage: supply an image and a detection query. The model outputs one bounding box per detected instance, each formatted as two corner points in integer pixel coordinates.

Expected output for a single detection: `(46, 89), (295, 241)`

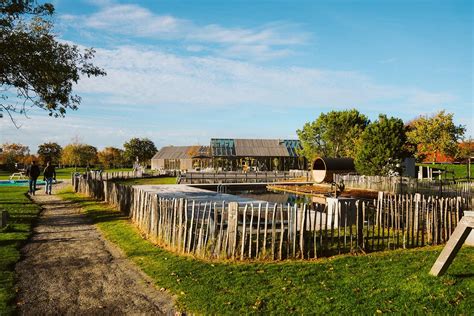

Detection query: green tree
(123, 138), (157, 167)
(0, 1), (105, 126)
(296, 109), (369, 161)
(406, 111), (465, 162)
(61, 143), (97, 168)
(37, 142), (62, 165)
(98, 147), (124, 169)
(354, 114), (408, 176)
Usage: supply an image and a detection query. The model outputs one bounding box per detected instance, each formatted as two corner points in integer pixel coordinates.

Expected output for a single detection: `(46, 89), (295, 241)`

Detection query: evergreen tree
(355, 114), (408, 176)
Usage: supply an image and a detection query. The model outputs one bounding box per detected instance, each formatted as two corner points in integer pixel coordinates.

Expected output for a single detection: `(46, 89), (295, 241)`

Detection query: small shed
(151, 146), (211, 171)
(312, 157), (355, 183)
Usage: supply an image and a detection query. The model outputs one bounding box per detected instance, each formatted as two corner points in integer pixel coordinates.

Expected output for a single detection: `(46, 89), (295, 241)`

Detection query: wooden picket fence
(73, 176), (469, 261)
(335, 174), (473, 205)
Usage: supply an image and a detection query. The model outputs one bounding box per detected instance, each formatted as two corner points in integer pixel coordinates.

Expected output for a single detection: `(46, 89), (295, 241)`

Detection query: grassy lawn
(59, 187), (474, 314)
(0, 168), (135, 180)
(114, 177), (177, 186)
(0, 187), (41, 315)
(0, 170), (11, 180)
(418, 163), (473, 179)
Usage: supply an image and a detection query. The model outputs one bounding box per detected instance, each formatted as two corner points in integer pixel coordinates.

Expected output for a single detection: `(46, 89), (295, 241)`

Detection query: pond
(225, 187), (323, 205)
(0, 180), (46, 187)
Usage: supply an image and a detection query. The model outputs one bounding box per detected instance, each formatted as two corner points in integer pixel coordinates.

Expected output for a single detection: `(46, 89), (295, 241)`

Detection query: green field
(59, 187), (474, 314)
(418, 163), (473, 179)
(0, 168), (135, 180)
(0, 188), (41, 315)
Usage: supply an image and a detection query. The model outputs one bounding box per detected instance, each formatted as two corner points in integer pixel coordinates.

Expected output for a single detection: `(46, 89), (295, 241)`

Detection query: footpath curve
(15, 182), (175, 315)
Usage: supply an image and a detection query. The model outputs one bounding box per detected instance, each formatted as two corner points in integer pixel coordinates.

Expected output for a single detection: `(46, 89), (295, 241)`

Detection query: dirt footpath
(15, 183), (175, 315)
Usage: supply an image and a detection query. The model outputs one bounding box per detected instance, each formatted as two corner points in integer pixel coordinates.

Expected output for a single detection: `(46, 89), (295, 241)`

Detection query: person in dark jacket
(43, 162), (56, 195)
(26, 161), (41, 195)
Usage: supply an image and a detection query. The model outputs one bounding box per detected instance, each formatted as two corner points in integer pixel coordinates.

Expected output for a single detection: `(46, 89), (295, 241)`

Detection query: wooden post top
(430, 213), (474, 276)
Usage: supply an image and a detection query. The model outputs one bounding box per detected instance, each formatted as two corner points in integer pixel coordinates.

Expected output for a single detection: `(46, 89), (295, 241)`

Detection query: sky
(1, 0), (472, 152)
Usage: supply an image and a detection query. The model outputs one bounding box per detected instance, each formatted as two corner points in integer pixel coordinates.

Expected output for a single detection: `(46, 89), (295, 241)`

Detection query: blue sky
(1, 0), (472, 151)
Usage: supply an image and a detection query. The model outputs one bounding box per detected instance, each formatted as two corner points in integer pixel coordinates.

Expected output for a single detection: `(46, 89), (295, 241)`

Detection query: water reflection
(230, 188), (320, 205)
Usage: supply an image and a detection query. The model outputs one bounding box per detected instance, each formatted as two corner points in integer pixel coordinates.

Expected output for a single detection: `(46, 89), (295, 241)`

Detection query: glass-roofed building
(151, 138), (306, 171)
(210, 138), (306, 171)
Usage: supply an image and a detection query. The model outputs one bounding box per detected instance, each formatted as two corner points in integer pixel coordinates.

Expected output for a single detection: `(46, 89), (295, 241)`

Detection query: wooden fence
(334, 174), (473, 204)
(81, 169), (179, 181)
(73, 176), (470, 261)
(178, 170), (310, 184)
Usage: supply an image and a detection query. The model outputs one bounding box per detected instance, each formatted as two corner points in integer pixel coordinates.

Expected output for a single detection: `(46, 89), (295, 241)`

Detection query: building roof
(211, 138), (301, 157)
(152, 146), (210, 160)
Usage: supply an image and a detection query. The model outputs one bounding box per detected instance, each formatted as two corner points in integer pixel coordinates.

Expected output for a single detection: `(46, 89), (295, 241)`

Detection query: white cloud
(60, 4), (309, 60)
(74, 45), (457, 113)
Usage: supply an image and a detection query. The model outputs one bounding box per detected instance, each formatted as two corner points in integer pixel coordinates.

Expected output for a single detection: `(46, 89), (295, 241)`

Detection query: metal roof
(152, 146), (210, 160)
(211, 138), (301, 157)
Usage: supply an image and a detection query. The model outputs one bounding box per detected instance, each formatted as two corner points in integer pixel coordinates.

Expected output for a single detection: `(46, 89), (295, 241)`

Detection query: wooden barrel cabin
(311, 157), (355, 183)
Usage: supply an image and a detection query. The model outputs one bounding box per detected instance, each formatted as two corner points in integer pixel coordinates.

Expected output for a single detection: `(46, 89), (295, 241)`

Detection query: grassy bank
(418, 163), (472, 179)
(113, 177), (177, 186)
(59, 187), (474, 314)
(0, 187), (41, 315)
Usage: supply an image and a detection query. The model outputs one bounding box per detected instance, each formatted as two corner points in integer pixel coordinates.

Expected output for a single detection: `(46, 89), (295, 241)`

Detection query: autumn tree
(297, 109), (369, 162)
(37, 142), (62, 165)
(354, 115), (408, 176)
(123, 138), (157, 167)
(406, 111), (465, 162)
(97, 147), (124, 169)
(0, 1), (105, 126)
(0, 142), (30, 170)
(61, 143), (97, 168)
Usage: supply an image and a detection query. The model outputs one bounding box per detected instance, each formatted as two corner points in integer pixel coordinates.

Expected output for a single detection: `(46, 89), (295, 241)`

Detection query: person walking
(26, 161), (41, 195)
(43, 162), (56, 195)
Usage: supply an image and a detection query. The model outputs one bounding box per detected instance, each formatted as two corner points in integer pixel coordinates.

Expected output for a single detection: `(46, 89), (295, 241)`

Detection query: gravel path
(15, 183), (175, 315)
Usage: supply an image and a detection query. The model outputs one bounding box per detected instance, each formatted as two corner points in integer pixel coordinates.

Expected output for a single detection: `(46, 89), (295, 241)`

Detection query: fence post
(356, 201), (364, 250)
(0, 210), (9, 228)
(227, 202), (239, 258)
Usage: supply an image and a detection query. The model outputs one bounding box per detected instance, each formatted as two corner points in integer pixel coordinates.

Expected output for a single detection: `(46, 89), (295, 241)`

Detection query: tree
(0, 142), (30, 170)
(406, 111), (465, 162)
(61, 143), (97, 168)
(98, 147), (124, 169)
(296, 109), (369, 161)
(123, 138), (157, 167)
(0, 1), (105, 126)
(354, 115), (408, 176)
(37, 142), (62, 165)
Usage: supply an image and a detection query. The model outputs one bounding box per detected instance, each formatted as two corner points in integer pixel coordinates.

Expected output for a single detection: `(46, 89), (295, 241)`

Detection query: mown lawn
(0, 187), (41, 315)
(59, 187), (474, 314)
(0, 168), (135, 180)
(114, 177), (177, 186)
(418, 163), (473, 179)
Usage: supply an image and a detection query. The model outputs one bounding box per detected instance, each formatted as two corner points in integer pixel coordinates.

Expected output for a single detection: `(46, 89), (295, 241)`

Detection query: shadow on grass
(0, 239), (20, 247)
(452, 273), (474, 279)
(86, 209), (129, 224)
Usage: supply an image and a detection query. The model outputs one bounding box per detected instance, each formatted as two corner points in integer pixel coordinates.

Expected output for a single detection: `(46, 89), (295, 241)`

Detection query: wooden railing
(73, 176), (469, 261)
(178, 170), (310, 184)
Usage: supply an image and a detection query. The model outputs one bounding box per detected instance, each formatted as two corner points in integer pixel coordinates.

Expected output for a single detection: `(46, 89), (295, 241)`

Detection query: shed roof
(152, 146), (210, 160)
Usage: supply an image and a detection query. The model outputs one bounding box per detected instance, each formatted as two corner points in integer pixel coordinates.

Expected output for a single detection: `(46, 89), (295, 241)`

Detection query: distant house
(151, 138), (306, 171)
(151, 146), (211, 171)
